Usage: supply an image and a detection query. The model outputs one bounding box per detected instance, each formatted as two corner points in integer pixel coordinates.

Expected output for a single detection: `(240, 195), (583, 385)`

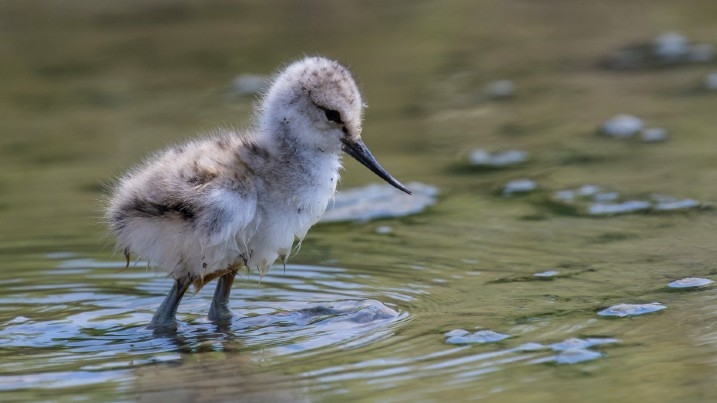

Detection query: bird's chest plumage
(281, 153), (340, 233)
(244, 152), (340, 272)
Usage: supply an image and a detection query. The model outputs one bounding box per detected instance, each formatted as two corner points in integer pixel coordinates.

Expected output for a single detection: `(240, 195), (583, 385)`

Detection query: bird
(105, 56), (411, 331)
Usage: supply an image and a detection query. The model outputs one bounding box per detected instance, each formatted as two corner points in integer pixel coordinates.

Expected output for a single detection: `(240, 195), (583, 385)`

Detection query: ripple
(549, 337), (619, 351)
(444, 329), (511, 344)
(0, 261), (414, 392)
(297, 332), (622, 393)
(0, 370), (130, 391)
(553, 349), (603, 364)
(548, 185), (707, 216)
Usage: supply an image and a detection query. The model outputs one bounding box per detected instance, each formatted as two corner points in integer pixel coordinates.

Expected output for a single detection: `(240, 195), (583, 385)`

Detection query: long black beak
(341, 138), (412, 195)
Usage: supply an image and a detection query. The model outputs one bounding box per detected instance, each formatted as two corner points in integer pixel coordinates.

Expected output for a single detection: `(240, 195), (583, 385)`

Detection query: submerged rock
(468, 149), (528, 168)
(597, 302), (666, 317)
(320, 182), (438, 223)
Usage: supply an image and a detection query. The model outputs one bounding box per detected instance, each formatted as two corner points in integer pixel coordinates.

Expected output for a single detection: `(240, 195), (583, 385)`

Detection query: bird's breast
(244, 152), (340, 272)
(287, 155), (341, 236)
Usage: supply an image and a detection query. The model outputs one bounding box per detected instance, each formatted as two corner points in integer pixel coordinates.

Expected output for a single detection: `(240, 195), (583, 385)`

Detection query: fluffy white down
(109, 132), (341, 281)
(106, 56), (360, 284)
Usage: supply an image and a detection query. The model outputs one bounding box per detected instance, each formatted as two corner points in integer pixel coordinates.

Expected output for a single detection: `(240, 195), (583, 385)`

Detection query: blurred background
(2, 0), (717, 401)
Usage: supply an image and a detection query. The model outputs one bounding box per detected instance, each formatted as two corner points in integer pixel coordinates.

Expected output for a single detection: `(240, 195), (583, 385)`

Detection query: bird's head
(260, 56), (411, 194)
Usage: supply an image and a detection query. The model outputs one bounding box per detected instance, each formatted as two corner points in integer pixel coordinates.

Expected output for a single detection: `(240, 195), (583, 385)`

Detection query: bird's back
(106, 131), (260, 283)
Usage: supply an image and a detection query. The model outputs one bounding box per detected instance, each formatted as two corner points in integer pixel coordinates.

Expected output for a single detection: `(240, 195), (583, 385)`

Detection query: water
(2, 0), (717, 401)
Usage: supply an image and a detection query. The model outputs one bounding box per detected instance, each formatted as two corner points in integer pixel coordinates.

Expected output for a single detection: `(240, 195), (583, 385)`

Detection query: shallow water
(2, 0), (717, 401)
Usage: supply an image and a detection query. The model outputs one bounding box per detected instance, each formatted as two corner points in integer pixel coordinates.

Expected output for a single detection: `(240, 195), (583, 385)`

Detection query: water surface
(2, 0), (717, 401)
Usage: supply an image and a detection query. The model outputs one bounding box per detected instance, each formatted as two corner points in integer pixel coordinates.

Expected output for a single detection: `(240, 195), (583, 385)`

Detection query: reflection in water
(0, 254), (689, 400)
(0, 259), (407, 399)
(132, 352), (309, 403)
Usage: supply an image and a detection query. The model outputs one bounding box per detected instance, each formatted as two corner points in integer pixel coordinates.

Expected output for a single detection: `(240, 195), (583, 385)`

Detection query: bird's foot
(207, 305), (235, 324)
(146, 277), (191, 334)
(207, 270), (237, 324)
(146, 317), (180, 335)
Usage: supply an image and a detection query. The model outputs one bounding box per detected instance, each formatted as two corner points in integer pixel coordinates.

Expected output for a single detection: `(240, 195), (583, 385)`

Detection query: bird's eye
(323, 109), (342, 123)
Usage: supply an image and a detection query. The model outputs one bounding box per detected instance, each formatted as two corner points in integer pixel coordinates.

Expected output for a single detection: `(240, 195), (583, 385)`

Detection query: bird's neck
(252, 126), (342, 192)
(261, 119), (338, 157)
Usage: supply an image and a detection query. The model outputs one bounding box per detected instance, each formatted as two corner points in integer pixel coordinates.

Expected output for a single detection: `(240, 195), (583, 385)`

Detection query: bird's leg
(208, 270), (237, 323)
(147, 277), (192, 330)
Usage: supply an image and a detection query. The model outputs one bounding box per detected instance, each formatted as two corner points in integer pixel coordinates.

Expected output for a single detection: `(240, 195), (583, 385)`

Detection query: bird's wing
(197, 184), (258, 254)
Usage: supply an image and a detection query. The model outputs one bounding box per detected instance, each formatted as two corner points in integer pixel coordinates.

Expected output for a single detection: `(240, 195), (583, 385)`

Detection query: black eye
(324, 109), (342, 123)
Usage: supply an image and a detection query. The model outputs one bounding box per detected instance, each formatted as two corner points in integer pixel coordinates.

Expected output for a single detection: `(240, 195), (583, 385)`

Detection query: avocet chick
(106, 56), (411, 330)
